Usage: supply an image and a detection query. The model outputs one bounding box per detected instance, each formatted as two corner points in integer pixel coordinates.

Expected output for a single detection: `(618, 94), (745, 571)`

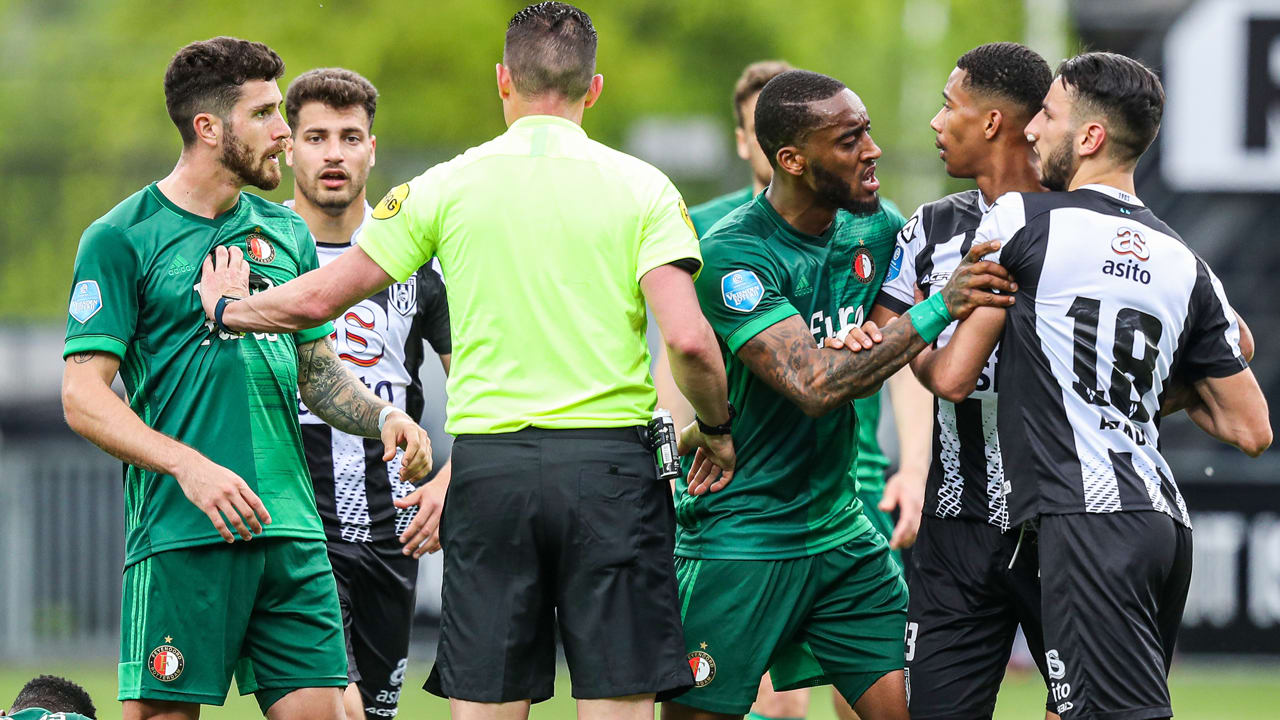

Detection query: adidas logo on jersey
(166, 255), (196, 277)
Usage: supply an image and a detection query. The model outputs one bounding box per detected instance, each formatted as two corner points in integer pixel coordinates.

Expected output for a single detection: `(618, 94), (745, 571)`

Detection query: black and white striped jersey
(293, 203), (452, 543)
(980, 184), (1246, 529)
(878, 190), (1012, 529)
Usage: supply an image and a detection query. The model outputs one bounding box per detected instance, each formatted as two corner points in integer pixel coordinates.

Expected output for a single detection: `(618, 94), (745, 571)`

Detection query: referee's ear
(583, 74), (604, 109)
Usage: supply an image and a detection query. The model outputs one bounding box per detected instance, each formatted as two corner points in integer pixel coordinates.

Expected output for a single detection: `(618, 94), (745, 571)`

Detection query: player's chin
(252, 166), (283, 191)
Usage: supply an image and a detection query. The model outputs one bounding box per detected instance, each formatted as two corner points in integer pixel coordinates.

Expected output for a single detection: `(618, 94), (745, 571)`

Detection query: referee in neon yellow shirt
(199, 3), (736, 718)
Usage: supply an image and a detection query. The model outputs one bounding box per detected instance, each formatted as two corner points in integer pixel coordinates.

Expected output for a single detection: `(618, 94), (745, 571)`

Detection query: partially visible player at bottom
(2, 675), (97, 719)
(859, 42), (1059, 720)
(673, 58), (933, 720)
(283, 67), (453, 720)
(933, 52), (1270, 720)
(663, 69), (1017, 720)
(60, 37), (432, 720)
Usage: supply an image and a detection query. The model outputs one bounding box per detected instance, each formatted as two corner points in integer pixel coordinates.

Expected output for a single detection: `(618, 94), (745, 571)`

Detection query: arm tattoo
(73, 351), (96, 364)
(737, 315), (927, 416)
(297, 338), (388, 437)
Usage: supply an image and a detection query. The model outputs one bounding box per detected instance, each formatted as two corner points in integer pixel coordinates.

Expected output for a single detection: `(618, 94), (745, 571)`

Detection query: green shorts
(672, 525), (908, 715)
(118, 538), (347, 712)
(857, 482), (902, 571)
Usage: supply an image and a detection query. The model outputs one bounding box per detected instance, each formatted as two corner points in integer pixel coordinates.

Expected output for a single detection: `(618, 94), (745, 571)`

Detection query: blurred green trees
(0, 0), (1047, 319)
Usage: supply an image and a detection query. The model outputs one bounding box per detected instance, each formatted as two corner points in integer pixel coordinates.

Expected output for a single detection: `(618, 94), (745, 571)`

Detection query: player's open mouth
(861, 165), (879, 193)
(319, 169), (349, 189)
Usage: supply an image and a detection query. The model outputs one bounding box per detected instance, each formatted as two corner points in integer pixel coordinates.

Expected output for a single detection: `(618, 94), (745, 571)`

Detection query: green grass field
(1, 662), (1275, 719)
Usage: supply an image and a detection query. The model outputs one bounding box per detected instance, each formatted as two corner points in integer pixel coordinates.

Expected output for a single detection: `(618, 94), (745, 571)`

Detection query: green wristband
(908, 292), (954, 344)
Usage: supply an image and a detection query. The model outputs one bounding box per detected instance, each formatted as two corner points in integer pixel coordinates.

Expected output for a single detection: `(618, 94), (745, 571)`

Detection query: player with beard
(61, 38), (431, 720)
(663, 69), (1017, 720)
(926, 51), (1269, 719)
(283, 68), (453, 720)
(662, 58), (933, 720)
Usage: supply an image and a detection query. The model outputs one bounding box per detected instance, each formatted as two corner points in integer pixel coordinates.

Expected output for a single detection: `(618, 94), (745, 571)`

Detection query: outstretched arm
(737, 240), (1016, 417)
(201, 245), (396, 333)
(297, 337), (433, 483)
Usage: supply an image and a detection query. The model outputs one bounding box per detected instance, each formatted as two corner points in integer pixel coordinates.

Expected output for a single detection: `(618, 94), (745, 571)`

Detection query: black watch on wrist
(696, 402), (736, 435)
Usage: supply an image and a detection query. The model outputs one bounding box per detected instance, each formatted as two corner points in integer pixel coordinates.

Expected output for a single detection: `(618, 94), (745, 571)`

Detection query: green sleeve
(358, 170), (440, 283)
(290, 215), (335, 345)
(694, 236), (799, 354)
(63, 222), (138, 360)
(636, 176), (702, 282)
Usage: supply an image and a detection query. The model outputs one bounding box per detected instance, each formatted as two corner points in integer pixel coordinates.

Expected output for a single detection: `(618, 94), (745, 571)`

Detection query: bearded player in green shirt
(663, 70), (1016, 720)
(60, 38), (430, 720)
(671, 60), (934, 720)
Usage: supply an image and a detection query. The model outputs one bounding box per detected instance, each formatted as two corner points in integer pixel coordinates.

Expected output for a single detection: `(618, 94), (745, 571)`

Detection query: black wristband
(696, 402), (736, 436)
(214, 296), (240, 335)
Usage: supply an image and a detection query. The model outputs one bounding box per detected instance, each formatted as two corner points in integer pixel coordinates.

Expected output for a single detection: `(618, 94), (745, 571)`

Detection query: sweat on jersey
(63, 184), (334, 567)
(356, 114), (701, 435)
(877, 189), (1013, 529)
(979, 184), (1246, 528)
(674, 192), (906, 560)
(290, 203), (452, 544)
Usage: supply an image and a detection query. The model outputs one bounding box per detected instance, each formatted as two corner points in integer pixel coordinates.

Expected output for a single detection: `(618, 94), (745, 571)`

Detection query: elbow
(61, 381), (88, 436)
(664, 326), (717, 365)
(1239, 423), (1273, 458)
(935, 378), (976, 405)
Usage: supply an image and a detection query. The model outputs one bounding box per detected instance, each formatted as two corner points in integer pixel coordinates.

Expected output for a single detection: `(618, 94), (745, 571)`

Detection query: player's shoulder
(90, 185), (167, 239)
(922, 189), (983, 218)
(690, 187), (753, 234)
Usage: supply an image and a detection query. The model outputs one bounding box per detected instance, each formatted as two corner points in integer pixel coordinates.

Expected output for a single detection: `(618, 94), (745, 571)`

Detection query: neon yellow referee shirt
(358, 114), (701, 435)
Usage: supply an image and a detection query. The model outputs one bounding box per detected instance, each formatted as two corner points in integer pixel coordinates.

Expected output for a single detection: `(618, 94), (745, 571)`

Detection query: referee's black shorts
(1039, 510), (1193, 720)
(425, 426), (693, 704)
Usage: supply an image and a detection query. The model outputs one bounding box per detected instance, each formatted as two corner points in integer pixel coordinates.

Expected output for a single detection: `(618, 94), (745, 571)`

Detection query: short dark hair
(754, 69), (848, 168)
(285, 68), (379, 132)
(164, 36), (285, 147)
(732, 60), (794, 128)
(1058, 51), (1164, 162)
(504, 2), (597, 99)
(10, 675), (97, 718)
(956, 42), (1052, 119)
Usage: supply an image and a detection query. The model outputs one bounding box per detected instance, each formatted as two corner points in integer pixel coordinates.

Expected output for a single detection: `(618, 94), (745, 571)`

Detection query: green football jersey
(688, 187), (902, 495)
(845, 206), (906, 492)
(689, 185), (754, 237)
(674, 193), (904, 560)
(63, 183), (334, 567)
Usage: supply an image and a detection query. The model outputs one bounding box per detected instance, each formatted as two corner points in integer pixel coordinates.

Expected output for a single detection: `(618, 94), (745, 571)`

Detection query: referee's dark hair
(10, 674), (97, 718)
(1058, 51), (1165, 162)
(285, 68), (379, 133)
(504, 2), (597, 99)
(754, 69), (848, 169)
(957, 42), (1052, 119)
(165, 37), (285, 147)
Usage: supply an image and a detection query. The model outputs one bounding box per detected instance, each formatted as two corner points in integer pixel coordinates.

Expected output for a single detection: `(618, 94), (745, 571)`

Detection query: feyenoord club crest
(148, 639), (184, 682)
(246, 231), (276, 264)
(688, 647), (716, 687)
(852, 246), (876, 284)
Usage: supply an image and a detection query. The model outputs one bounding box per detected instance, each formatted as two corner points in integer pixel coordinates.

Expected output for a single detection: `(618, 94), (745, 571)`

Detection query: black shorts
(905, 515), (1049, 720)
(1039, 511), (1192, 720)
(328, 538), (419, 719)
(425, 426), (692, 704)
